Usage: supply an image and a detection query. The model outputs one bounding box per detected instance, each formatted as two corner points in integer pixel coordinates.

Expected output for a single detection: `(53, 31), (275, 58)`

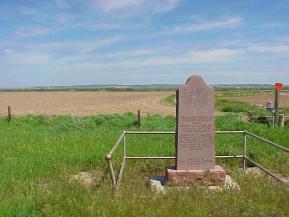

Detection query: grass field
(0, 112), (288, 216)
(163, 93), (273, 116)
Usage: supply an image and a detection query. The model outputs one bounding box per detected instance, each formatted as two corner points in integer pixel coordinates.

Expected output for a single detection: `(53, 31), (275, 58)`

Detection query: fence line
(105, 130), (289, 189)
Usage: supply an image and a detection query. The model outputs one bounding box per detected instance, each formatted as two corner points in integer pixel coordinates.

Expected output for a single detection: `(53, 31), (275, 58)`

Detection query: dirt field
(225, 92), (289, 108)
(0, 91), (175, 116)
(2, 91), (287, 117)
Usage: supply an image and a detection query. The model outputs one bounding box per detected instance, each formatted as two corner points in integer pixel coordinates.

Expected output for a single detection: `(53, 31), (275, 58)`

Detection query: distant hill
(0, 84), (288, 91)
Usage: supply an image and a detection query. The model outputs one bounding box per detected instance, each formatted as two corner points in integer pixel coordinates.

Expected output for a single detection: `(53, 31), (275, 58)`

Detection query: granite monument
(166, 75), (226, 185)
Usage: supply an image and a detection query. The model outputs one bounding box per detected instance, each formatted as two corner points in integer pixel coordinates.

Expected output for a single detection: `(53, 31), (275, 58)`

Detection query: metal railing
(105, 130), (289, 189)
(252, 115), (289, 126)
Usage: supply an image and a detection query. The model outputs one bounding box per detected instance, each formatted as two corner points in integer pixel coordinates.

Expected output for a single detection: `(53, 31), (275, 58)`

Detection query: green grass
(163, 94), (271, 116)
(162, 94), (176, 105)
(280, 106), (289, 115)
(215, 89), (272, 97)
(0, 113), (288, 216)
(215, 98), (272, 116)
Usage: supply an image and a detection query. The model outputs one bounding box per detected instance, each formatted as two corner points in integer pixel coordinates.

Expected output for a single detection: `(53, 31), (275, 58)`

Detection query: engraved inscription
(181, 89), (209, 106)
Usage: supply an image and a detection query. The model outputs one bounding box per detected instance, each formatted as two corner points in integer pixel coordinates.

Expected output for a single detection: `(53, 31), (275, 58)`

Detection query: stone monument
(165, 75), (226, 186)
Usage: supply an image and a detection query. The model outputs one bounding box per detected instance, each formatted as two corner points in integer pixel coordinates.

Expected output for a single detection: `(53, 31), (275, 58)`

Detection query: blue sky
(1, 0), (289, 87)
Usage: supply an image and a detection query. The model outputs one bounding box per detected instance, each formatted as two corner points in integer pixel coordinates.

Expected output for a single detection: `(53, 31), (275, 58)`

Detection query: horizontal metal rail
(253, 115), (289, 118)
(126, 130), (245, 135)
(126, 131), (175, 134)
(253, 116), (273, 118)
(215, 130), (244, 134)
(125, 155), (243, 160)
(216, 155), (243, 158)
(245, 157), (285, 183)
(105, 130), (289, 189)
(126, 156), (174, 159)
(245, 131), (289, 153)
(107, 131), (126, 156)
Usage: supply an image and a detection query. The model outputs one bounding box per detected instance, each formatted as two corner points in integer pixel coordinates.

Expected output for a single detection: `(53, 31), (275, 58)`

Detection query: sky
(1, 0), (289, 87)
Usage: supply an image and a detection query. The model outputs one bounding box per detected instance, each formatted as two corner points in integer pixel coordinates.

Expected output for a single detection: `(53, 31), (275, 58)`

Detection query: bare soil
(0, 91), (175, 116)
(3, 91), (282, 117)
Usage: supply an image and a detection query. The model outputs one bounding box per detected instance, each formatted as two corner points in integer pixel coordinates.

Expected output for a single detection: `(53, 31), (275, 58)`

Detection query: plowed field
(0, 91), (175, 116)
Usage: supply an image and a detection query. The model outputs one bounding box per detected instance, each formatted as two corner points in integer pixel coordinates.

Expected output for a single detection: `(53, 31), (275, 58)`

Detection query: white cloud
(247, 43), (289, 53)
(72, 21), (143, 31)
(13, 26), (52, 39)
(0, 36), (123, 66)
(274, 35), (289, 43)
(95, 0), (144, 12)
(38, 36), (123, 54)
(162, 17), (243, 34)
(113, 48), (240, 67)
(94, 0), (179, 14)
(114, 48), (165, 57)
(17, 47), (238, 81)
(3, 49), (50, 65)
(259, 21), (289, 29)
(153, 0), (180, 13)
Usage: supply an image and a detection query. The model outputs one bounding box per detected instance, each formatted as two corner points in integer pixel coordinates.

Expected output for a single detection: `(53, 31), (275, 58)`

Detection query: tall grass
(215, 98), (271, 115)
(0, 113), (288, 216)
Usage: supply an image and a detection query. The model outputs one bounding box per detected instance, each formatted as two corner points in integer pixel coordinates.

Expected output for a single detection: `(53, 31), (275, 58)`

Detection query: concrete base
(150, 176), (166, 193)
(150, 175), (239, 193)
(165, 165), (226, 186)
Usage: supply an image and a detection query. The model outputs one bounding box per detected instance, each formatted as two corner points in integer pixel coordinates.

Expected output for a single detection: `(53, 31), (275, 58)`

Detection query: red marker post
(274, 82), (283, 126)
(275, 82), (283, 91)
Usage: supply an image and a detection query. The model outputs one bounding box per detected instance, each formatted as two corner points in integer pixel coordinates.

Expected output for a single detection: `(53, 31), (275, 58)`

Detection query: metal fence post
(278, 114), (285, 127)
(8, 106), (12, 123)
(136, 109), (141, 128)
(243, 131), (247, 170)
(116, 134), (126, 189)
(123, 134), (126, 158)
(274, 88), (279, 127)
(105, 130), (289, 188)
(105, 154), (116, 188)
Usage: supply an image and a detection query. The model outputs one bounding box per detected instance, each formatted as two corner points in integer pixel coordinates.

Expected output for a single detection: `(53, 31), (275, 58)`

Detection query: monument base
(165, 165), (226, 186)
